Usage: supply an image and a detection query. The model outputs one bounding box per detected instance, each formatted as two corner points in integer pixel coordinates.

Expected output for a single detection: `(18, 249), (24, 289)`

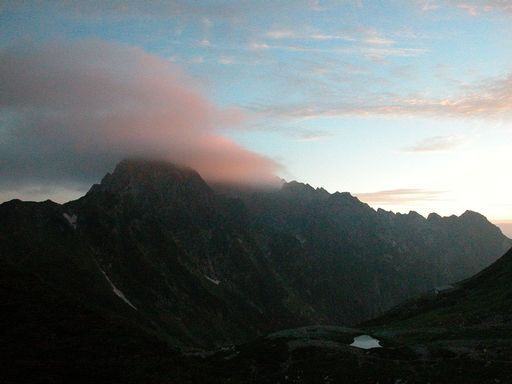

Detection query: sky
(0, 0), (511, 236)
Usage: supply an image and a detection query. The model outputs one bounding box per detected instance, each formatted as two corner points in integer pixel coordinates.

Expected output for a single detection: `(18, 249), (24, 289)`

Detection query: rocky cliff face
(1, 159), (510, 353)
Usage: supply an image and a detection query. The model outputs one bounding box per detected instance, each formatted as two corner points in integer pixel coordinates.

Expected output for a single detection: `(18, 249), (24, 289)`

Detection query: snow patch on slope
(99, 269), (137, 310)
(63, 213), (77, 229)
(204, 275), (220, 285)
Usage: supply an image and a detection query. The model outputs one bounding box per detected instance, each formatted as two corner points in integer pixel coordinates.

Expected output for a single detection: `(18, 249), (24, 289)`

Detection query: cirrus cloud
(417, 0), (512, 15)
(256, 71), (512, 120)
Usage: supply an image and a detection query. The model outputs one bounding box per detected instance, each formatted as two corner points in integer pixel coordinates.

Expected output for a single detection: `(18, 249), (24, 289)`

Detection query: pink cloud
(0, 39), (281, 188)
(493, 221), (512, 238)
(356, 189), (445, 205)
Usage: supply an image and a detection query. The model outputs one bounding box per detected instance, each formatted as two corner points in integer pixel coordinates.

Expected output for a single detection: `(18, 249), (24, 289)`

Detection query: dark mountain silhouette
(237, 182), (510, 325)
(1, 159), (510, 383)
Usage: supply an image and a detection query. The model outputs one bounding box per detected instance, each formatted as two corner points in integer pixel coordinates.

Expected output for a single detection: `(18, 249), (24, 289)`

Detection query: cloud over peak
(0, 39), (281, 193)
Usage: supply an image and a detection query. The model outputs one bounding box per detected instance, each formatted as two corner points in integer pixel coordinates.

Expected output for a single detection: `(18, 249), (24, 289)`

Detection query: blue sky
(0, 1), (511, 234)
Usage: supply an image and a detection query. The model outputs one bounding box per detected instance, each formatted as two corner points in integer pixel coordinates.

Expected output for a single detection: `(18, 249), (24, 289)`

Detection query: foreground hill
(366, 246), (512, 329)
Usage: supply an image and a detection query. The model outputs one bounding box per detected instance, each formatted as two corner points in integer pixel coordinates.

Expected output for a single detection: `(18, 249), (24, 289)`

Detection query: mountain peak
(281, 181), (330, 199)
(460, 210), (488, 221)
(86, 158), (212, 202)
(427, 212), (442, 221)
(282, 180), (315, 193)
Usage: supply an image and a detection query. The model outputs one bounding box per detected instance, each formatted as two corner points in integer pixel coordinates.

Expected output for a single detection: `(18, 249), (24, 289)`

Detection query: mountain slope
(366, 246), (512, 329)
(0, 199), (179, 383)
(239, 182), (510, 323)
(1, 160), (311, 351)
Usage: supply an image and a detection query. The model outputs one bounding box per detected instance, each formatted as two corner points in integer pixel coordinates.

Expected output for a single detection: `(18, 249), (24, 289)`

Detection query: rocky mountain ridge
(1, 159), (510, 351)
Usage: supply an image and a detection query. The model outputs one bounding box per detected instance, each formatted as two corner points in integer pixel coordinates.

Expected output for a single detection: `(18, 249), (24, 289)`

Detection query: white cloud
(402, 136), (463, 152)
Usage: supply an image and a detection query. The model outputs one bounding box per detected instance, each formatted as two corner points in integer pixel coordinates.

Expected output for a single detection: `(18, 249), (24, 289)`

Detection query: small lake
(350, 335), (382, 349)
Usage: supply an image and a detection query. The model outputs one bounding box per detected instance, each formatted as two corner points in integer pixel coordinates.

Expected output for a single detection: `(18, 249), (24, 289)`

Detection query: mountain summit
(88, 159), (212, 200)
